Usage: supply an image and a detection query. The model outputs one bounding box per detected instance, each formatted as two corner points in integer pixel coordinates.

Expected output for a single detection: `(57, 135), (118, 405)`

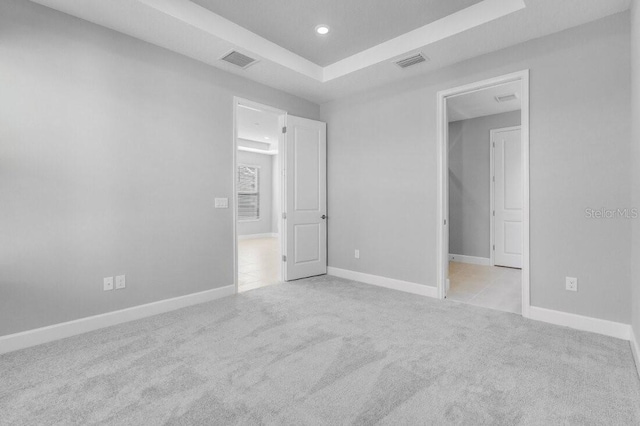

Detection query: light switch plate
(115, 275), (126, 290)
(103, 277), (114, 291)
(215, 198), (229, 208)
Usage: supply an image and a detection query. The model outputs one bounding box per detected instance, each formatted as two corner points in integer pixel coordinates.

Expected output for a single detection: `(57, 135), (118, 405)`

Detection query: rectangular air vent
(495, 93), (518, 103)
(394, 53), (429, 69)
(220, 50), (258, 69)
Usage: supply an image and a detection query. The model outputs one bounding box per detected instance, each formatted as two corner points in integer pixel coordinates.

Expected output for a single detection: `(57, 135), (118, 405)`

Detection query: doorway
(233, 98), (328, 293)
(437, 71), (530, 317)
(234, 98), (286, 293)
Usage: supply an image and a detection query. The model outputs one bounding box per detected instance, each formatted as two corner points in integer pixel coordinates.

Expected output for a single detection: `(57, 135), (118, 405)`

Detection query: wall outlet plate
(214, 198), (229, 208)
(566, 277), (578, 292)
(115, 275), (126, 290)
(355, 249), (360, 259)
(103, 277), (114, 291)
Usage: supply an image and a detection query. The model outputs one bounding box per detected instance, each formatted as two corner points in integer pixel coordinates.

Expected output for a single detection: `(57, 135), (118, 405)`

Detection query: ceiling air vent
(495, 93), (518, 103)
(394, 53), (429, 69)
(220, 50), (258, 69)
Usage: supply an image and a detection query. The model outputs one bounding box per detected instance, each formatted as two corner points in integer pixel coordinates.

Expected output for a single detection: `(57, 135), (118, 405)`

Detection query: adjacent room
(2, 0), (640, 424)
(446, 81), (523, 314)
(235, 102), (283, 292)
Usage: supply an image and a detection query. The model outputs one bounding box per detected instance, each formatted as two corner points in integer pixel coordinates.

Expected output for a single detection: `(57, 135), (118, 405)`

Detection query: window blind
(237, 165), (259, 220)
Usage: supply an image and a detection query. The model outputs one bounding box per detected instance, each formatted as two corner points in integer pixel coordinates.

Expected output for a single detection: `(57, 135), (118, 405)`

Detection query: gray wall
(448, 111), (521, 259)
(321, 13), (631, 323)
(237, 151), (274, 236)
(0, 0), (319, 336)
(631, 1), (640, 342)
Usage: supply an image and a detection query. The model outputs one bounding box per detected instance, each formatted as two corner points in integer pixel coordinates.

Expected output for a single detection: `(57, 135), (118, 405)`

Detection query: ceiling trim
(30, 0), (630, 104)
(323, 0), (526, 81)
(137, 0), (525, 83)
(138, 0), (323, 80)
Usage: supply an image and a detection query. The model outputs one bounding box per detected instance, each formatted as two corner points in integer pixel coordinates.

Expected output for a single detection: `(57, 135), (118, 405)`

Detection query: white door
(283, 115), (327, 281)
(492, 127), (522, 268)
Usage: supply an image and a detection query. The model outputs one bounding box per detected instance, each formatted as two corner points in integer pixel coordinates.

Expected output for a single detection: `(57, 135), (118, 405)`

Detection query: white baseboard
(328, 267), (437, 298)
(238, 233), (278, 240)
(448, 254), (491, 266)
(0, 285), (235, 355)
(631, 328), (640, 379)
(528, 306), (631, 341)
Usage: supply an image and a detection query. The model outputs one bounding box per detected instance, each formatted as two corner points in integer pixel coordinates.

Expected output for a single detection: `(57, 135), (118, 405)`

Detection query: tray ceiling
(29, 0), (632, 103)
(191, 0), (483, 66)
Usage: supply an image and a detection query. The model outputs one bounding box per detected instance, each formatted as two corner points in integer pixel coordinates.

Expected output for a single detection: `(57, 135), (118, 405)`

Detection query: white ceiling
(237, 105), (280, 153)
(191, 0), (482, 66)
(448, 80), (521, 122)
(30, 0), (631, 104)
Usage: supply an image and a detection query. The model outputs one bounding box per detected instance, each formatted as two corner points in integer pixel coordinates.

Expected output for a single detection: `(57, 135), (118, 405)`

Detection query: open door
(282, 115), (327, 281)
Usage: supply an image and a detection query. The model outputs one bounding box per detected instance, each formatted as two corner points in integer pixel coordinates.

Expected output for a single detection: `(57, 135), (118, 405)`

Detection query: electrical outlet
(103, 277), (114, 291)
(566, 277), (577, 292)
(115, 275), (126, 290)
(355, 249), (360, 259)
(214, 198), (228, 208)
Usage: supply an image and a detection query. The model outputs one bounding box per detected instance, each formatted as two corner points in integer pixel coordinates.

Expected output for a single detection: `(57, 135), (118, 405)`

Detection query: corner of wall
(630, 0), (640, 380)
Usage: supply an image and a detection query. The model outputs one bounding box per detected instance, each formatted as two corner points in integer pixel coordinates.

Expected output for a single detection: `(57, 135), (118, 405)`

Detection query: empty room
(2, 0), (640, 424)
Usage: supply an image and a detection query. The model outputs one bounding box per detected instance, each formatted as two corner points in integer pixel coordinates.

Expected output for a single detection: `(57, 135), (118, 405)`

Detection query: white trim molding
(448, 254), (491, 266)
(127, 0), (526, 83)
(328, 267), (438, 298)
(0, 285), (235, 355)
(528, 306), (631, 341)
(238, 233), (278, 240)
(631, 329), (640, 379)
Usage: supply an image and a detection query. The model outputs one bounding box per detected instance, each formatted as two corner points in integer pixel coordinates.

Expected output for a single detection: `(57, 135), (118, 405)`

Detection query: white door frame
(489, 125), (522, 267)
(233, 97), (287, 294)
(436, 70), (530, 318)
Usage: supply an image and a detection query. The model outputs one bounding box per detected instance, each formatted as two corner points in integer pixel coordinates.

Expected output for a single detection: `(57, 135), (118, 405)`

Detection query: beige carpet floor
(1, 276), (639, 425)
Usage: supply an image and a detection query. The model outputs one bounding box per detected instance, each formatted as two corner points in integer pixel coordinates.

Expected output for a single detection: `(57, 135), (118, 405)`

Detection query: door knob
(321, 215), (327, 219)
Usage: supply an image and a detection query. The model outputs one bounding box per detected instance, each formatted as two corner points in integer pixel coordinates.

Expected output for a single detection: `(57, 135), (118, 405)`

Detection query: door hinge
(493, 245), (495, 251)
(444, 219), (447, 225)
(493, 210), (495, 217)
(492, 176), (495, 182)
(282, 255), (287, 262)
(493, 141), (495, 148)
(282, 126), (287, 134)
(282, 212), (287, 219)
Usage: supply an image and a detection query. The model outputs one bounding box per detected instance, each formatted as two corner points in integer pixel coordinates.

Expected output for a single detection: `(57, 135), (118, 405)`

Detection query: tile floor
(447, 261), (522, 314)
(238, 237), (281, 292)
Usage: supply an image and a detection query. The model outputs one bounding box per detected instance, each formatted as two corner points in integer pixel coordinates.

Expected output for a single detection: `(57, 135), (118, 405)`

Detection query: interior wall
(237, 151), (274, 236)
(321, 12), (631, 323)
(0, 0), (319, 336)
(631, 0), (640, 342)
(448, 111), (521, 259)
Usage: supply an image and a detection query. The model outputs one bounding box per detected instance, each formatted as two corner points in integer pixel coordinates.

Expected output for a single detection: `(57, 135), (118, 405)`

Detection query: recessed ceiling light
(264, 137), (270, 140)
(315, 25), (330, 35)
